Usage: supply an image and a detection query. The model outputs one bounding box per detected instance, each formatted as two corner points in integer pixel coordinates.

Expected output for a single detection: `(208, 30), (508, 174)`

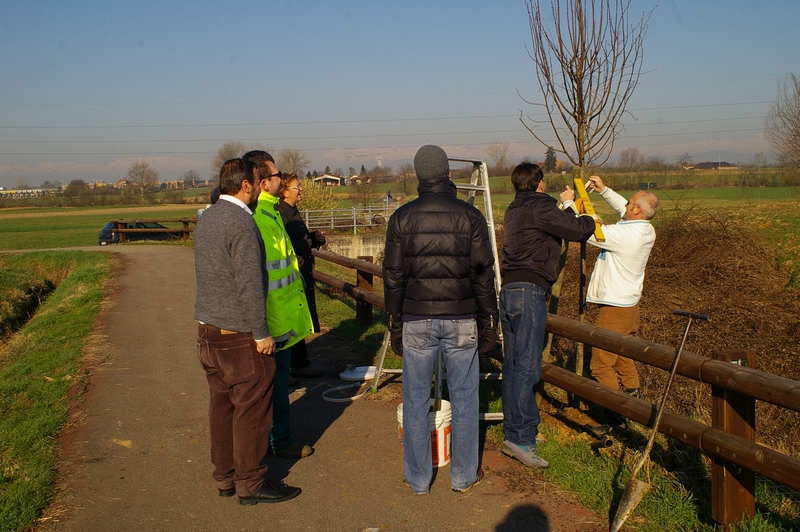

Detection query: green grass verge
(0, 251), (112, 532)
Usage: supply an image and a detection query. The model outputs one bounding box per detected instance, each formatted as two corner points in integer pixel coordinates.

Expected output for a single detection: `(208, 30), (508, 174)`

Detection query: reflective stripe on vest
(267, 257), (293, 271)
(260, 207), (296, 283)
(267, 269), (299, 291)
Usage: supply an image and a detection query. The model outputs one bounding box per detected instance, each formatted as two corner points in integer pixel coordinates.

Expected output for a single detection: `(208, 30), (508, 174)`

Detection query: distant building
(687, 161), (738, 170)
(0, 188), (47, 197)
(313, 174), (347, 186)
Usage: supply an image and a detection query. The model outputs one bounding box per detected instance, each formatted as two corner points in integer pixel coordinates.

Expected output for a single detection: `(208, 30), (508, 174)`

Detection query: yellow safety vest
(253, 192), (313, 349)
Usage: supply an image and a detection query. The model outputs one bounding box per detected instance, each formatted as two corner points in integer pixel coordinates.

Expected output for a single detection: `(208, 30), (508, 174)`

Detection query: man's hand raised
(559, 186), (575, 204)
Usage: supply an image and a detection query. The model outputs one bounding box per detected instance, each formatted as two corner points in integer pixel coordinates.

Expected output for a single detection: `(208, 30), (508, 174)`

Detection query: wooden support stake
(711, 349), (756, 529)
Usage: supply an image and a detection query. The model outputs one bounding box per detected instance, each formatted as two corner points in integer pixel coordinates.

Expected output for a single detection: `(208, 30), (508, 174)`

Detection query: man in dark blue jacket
(499, 162), (596, 468)
(383, 145), (498, 495)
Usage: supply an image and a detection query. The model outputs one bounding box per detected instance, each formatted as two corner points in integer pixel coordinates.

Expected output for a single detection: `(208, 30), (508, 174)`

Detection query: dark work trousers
(290, 270), (320, 370)
(197, 324), (275, 497)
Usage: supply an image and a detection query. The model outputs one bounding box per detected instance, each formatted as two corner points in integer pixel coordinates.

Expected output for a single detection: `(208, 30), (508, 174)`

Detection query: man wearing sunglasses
(244, 150), (316, 464)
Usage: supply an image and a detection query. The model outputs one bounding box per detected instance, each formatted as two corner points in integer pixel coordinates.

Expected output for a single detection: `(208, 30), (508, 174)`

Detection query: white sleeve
(600, 187), (628, 216)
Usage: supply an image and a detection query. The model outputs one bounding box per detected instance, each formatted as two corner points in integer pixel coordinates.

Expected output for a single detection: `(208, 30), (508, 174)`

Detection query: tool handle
(673, 310), (710, 321)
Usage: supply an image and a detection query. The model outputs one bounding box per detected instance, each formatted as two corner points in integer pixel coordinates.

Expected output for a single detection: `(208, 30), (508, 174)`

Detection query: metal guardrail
(302, 205), (400, 234)
(311, 248), (800, 528)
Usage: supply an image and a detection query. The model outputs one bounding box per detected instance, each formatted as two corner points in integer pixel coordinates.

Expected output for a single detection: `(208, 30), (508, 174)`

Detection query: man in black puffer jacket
(383, 144), (498, 495)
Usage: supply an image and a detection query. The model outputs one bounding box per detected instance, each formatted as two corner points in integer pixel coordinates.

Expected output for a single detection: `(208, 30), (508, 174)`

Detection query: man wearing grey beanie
(383, 144), (499, 494)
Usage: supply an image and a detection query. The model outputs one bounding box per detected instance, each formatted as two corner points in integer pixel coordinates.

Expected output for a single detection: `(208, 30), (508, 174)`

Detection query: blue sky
(1, 0), (798, 188)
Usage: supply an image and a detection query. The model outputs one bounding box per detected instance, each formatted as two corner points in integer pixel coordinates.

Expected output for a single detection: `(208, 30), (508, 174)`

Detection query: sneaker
(502, 440), (550, 469)
(274, 442), (314, 459)
(290, 366), (323, 378)
(452, 467), (484, 493)
(403, 478), (429, 495)
(624, 387), (639, 398)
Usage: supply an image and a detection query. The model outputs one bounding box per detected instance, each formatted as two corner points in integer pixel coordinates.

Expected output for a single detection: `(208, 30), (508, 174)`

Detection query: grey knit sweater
(194, 199), (270, 339)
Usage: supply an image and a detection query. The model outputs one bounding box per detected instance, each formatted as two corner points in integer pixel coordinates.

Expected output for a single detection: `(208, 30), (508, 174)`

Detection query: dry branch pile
(503, 207), (800, 454)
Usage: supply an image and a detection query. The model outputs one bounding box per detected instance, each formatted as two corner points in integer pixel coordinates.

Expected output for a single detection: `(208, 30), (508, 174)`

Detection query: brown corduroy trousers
(197, 324), (275, 497)
(589, 305), (641, 391)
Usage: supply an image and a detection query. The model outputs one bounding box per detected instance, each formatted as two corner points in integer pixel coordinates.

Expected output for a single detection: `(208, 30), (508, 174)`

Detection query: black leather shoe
(238, 480), (301, 505)
(290, 366), (323, 378)
(218, 487), (236, 497)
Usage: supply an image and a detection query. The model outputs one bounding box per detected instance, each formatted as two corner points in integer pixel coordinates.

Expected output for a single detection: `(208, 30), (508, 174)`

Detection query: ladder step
(454, 184), (486, 192)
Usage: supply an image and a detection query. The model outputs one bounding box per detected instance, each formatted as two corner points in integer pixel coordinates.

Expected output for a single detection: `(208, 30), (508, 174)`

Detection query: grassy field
(0, 251), (111, 532)
(0, 205), (199, 250)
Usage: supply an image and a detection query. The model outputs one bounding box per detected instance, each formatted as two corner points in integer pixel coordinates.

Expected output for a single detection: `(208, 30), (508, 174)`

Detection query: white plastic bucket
(397, 400), (452, 467)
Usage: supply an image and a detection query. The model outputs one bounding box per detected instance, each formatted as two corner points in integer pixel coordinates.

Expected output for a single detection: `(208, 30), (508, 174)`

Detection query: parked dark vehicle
(98, 221), (183, 245)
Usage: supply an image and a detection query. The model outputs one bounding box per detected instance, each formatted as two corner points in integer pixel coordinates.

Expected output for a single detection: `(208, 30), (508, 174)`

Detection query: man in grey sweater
(194, 158), (301, 505)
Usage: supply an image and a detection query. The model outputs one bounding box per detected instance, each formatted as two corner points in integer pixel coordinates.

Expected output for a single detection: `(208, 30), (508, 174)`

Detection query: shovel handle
(673, 310), (710, 321)
(629, 310), (710, 480)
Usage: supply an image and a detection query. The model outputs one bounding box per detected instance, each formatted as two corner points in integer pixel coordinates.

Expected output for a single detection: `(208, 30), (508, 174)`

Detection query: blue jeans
(402, 318), (480, 493)
(269, 347), (294, 452)
(500, 282), (547, 446)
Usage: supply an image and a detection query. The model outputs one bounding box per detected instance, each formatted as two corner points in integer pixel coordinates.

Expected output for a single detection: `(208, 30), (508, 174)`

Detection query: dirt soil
(38, 245), (606, 532)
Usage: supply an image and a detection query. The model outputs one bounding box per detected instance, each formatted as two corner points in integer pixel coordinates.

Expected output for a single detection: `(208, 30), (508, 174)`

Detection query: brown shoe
(275, 442), (314, 459)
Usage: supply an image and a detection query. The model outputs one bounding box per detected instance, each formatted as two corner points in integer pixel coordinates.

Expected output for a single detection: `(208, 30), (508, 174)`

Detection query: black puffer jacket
(383, 178), (498, 325)
(500, 190), (596, 291)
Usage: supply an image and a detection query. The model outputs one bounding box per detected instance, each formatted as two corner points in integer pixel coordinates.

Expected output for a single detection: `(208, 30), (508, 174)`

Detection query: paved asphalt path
(44, 245), (602, 532)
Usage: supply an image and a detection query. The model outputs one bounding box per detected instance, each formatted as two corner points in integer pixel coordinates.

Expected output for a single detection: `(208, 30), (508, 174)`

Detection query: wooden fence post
(356, 256), (374, 326)
(711, 349), (756, 529)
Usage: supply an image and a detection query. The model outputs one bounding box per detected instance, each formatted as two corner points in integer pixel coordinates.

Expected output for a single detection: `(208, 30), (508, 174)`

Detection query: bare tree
(676, 152), (693, 169)
(127, 160), (160, 203)
(278, 149), (312, 176)
(210, 141), (277, 178)
(521, 0), (655, 381)
(211, 141), (248, 178)
(398, 162), (416, 195)
(183, 169), (201, 188)
(750, 152), (767, 168)
(521, 0), (656, 175)
(352, 179), (379, 208)
(486, 142), (511, 175)
(765, 73), (800, 168)
(618, 146), (644, 173)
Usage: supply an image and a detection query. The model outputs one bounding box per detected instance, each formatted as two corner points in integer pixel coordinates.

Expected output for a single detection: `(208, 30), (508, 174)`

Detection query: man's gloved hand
(478, 327), (498, 356)
(311, 230), (326, 248)
(573, 197), (587, 214)
(389, 315), (403, 357)
(478, 317), (501, 361)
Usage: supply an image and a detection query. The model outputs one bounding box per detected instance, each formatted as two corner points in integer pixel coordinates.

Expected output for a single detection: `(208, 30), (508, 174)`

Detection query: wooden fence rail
(311, 247), (800, 528)
(104, 218), (196, 243)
